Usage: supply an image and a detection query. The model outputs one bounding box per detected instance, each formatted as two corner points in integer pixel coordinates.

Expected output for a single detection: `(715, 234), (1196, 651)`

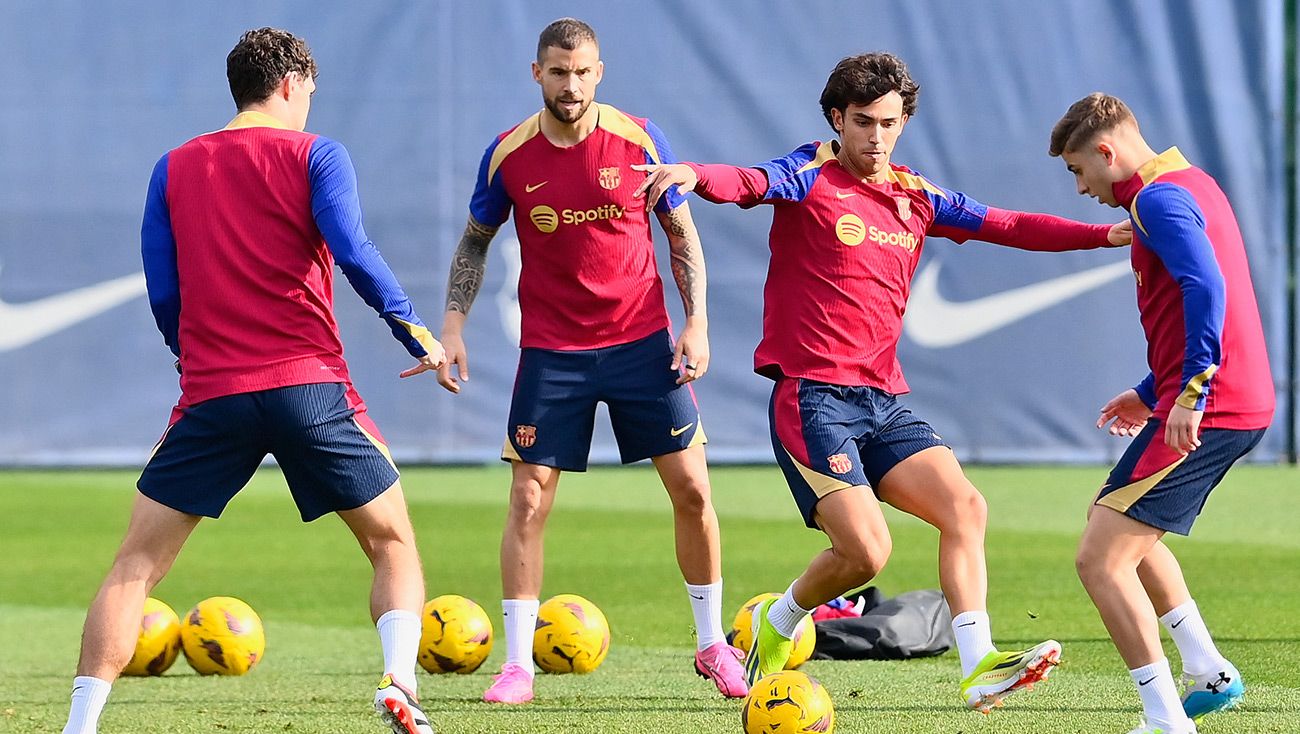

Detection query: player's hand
(631, 163), (698, 207)
(1164, 403), (1203, 455)
(400, 339), (447, 379)
(1107, 219), (1133, 246)
(672, 318), (709, 385)
(435, 332), (470, 394)
(1097, 388), (1152, 437)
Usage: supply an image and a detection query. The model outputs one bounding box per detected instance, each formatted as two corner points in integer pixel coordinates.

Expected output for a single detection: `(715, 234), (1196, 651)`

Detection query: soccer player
(60, 29), (444, 734)
(633, 53), (1132, 710)
(437, 18), (747, 703)
(1051, 94), (1274, 734)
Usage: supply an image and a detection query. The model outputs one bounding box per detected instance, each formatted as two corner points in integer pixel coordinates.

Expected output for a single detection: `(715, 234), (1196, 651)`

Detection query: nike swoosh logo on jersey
(0, 271), (148, 352)
(670, 422), (695, 437)
(904, 258), (1131, 348)
(835, 191), (856, 199)
(525, 181), (548, 193)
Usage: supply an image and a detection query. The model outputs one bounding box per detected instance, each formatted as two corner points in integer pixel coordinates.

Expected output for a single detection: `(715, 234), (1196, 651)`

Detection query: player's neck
(540, 104), (599, 147)
(836, 148), (889, 183)
(237, 102), (297, 130)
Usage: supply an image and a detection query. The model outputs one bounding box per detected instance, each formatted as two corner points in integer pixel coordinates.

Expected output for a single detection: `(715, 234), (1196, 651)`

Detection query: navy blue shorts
(138, 382), (400, 522)
(1096, 419), (1265, 535)
(502, 329), (706, 471)
(769, 377), (947, 528)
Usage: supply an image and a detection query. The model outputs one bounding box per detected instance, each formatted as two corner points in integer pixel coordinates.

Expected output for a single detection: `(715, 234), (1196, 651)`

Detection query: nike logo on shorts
(670, 423), (694, 437)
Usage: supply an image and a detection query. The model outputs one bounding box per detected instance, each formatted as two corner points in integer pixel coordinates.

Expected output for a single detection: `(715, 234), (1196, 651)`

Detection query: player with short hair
(60, 28), (443, 734)
(436, 17), (747, 704)
(1051, 93), (1274, 734)
(634, 52), (1131, 711)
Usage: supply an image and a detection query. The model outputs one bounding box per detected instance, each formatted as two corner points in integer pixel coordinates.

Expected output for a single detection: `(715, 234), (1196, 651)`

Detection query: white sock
(685, 581), (725, 650)
(766, 584), (811, 638)
(951, 610), (996, 677)
(62, 676), (110, 734)
(1160, 599), (1230, 676)
(502, 599), (538, 676)
(376, 609), (420, 692)
(1130, 658), (1192, 729)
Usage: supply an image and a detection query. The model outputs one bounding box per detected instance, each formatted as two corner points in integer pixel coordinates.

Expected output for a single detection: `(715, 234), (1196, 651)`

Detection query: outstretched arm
(656, 202), (709, 383)
(929, 207), (1130, 251)
(438, 215), (500, 393)
(308, 138), (444, 376)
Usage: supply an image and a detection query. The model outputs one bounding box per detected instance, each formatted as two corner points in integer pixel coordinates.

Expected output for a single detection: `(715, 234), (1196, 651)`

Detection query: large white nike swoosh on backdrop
(0, 272), (147, 352)
(904, 259), (1132, 348)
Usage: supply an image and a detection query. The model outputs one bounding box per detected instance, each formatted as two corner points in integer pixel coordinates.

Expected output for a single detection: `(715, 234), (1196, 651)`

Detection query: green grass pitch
(2, 464), (1298, 732)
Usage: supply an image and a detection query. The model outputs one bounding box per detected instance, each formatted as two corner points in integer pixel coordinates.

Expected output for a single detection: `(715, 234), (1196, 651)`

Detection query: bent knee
(841, 538), (892, 582)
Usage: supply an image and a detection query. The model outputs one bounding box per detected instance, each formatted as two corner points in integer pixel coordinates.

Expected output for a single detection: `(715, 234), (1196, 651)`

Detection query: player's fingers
(632, 169), (659, 198)
(436, 365), (461, 393)
(694, 354), (710, 379)
(399, 363), (429, 379)
(456, 352), (470, 382)
(670, 340), (686, 371)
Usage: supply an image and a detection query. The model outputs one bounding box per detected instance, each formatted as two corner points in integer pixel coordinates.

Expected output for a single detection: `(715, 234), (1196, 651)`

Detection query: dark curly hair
(819, 52), (919, 131)
(226, 28), (318, 109)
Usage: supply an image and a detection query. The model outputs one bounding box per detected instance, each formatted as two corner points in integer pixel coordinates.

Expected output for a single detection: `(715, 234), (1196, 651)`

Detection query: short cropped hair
(819, 52), (919, 131)
(226, 28), (318, 110)
(537, 17), (598, 62)
(1049, 93), (1137, 157)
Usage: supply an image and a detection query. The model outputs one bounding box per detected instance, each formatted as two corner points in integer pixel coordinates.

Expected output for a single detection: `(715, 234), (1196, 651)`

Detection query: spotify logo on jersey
(835, 214), (866, 246)
(529, 205), (559, 233)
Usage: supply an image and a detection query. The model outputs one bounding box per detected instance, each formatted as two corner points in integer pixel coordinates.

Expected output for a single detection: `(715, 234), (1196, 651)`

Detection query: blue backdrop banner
(0, 0), (1287, 464)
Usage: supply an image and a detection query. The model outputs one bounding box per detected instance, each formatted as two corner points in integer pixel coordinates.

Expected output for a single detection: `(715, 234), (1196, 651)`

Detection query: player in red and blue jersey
(635, 53), (1133, 710)
(1052, 94), (1274, 734)
(60, 29), (442, 734)
(436, 18), (746, 703)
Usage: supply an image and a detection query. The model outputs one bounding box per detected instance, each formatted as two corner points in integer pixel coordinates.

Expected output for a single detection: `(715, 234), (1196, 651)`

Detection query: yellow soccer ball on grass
(730, 592), (817, 669)
(120, 597), (182, 676)
(533, 594), (610, 674)
(180, 596), (265, 675)
(418, 594), (494, 674)
(742, 670), (835, 734)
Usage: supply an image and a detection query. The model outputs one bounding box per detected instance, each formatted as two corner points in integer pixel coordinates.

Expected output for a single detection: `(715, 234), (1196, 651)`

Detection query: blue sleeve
(1133, 183), (1226, 410)
(752, 142), (824, 203)
(308, 137), (435, 359)
(141, 153), (180, 358)
(644, 119), (686, 213)
(1134, 372), (1158, 410)
(468, 137), (513, 226)
(912, 173), (989, 233)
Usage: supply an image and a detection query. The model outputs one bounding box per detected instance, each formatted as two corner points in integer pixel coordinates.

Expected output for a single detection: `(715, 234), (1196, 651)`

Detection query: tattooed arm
(655, 202), (710, 383)
(438, 214), (500, 393)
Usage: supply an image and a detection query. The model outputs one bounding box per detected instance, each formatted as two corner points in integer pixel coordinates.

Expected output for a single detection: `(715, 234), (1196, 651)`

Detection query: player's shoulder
(481, 112), (545, 182)
(886, 163), (948, 199)
(595, 103), (658, 143)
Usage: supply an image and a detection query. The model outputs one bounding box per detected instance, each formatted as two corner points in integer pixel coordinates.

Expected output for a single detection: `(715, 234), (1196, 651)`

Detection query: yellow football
(180, 596), (265, 676)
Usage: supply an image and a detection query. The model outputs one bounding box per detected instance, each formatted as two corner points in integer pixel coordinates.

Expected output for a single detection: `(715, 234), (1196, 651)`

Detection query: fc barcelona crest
(515, 425), (537, 448)
(894, 196), (912, 221)
(827, 453), (853, 474)
(598, 166), (621, 190)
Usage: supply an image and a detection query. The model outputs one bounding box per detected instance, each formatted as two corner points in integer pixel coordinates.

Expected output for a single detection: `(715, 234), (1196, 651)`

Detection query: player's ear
(831, 108), (844, 134)
(1098, 141), (1117, 166)
(531, 61), (543, 84)
(594, 60), (604, 85)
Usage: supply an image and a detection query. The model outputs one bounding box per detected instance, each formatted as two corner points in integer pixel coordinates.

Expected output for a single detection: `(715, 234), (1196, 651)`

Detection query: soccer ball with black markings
(418, 595), (493, 674)
(742, 670), (835, 734)
(532, 594), (610, 674)
(180, 596), (265, 676)
(120, 597), (182, 676)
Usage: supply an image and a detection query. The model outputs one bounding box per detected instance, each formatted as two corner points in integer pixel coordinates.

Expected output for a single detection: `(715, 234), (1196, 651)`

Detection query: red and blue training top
(469, 104), (686, 351)
(1112, 147), (1273, 429)
(141, 111), (435, 406)
(686, 141), (1115, 392)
